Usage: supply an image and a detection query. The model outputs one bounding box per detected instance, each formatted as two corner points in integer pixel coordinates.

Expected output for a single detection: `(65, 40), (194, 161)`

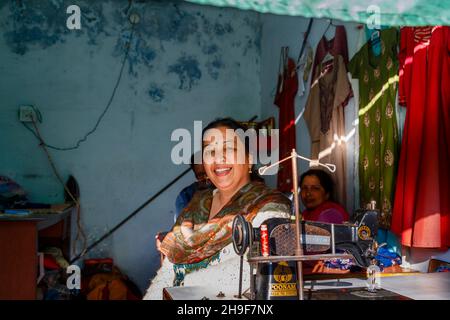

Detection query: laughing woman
(144, 118), (291, 299)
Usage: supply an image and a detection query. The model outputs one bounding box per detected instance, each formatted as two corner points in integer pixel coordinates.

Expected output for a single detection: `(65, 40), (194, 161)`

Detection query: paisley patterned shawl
(160, 181), (291, 264)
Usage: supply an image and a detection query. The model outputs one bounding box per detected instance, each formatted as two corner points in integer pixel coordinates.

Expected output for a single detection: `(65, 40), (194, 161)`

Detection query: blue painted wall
(0, 0), (261, 292)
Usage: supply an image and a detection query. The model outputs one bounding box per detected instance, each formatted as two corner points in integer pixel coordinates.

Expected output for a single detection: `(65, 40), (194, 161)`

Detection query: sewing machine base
(307, 287), (411, 300)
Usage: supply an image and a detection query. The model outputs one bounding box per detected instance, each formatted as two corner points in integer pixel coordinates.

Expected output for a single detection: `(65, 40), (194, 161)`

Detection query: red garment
(274, 58), (298, 193)
(392, 26), (450, 248)
(302, 201), (349, 224)
(311, 25), (349, 87)
(302, 201), (350, 275)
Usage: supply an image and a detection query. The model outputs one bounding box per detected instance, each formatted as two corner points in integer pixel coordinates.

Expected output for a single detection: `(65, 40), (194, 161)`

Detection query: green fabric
(186, 0), (450, 26)
(348, 27), (399, 229)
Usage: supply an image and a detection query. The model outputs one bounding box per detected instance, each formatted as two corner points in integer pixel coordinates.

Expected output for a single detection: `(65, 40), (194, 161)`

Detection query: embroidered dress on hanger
(304, 25), (352, 209)
(348, 28), (400, 229)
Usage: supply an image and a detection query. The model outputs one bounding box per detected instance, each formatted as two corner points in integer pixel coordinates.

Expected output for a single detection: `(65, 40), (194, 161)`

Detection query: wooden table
(0, 204), (73, 300)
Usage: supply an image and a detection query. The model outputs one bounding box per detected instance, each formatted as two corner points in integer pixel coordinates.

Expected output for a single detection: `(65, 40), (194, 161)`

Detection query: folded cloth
(0, 175), (28, 209)
(375, 247), (402, 270)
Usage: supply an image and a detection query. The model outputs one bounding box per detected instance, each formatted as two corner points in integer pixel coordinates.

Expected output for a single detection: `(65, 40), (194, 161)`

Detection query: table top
(0, 204), (74, 230)
(163, 272), (450, 300)
(306, 272), (450, 300)
(163, 286), (245, 301)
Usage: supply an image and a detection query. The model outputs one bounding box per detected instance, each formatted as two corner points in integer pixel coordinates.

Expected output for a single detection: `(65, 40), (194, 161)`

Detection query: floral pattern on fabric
(348, 28), (399, 229)
(160, 181), (291, 265)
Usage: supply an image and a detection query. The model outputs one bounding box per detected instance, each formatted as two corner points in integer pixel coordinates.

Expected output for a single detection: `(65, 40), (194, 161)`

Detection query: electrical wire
(24, 25), (135, 151)
(31, 119), (88, 258)
(20, 19), (137, 257)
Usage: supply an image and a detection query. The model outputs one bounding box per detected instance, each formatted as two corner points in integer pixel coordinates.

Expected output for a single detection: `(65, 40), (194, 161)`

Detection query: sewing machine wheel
(232, 214), (251, 256)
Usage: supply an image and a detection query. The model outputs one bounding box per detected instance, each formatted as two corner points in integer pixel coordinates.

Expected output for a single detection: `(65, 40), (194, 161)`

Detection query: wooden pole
(291, 149), (304, 300)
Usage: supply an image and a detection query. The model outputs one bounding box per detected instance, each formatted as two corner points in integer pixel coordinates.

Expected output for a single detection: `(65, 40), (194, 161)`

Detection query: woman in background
(300, 169), (354, 274)
(300, 168), (349, 224)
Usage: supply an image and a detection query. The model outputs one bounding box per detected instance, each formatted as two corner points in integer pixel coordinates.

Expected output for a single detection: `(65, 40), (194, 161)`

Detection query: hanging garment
(311, 25), (349, 85)
(392, 26), (450, 248)
(348, 28), (400, 229)
(275, 50), (298, 193)
(304, 54), (352, 208)
(297, 43), (313, 96)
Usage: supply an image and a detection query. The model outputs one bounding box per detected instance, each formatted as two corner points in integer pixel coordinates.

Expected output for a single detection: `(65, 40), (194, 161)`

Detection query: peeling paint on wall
(2, 0), (260, 95)
(114, 33), (157, 77)
(206, 56), (224, 80)
(1, 0), (261, 104)
(168, 55), (202, 91)
(0, 0), (262, 295)
(214, 22), (233, 36)
(4, 0), (67, 55)
(3, 0), (108, 55)
(202, 44), (218, 55)
(148, 85), (165, 103)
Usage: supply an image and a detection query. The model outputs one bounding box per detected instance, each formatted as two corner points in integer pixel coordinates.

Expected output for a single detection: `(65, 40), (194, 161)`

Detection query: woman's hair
(189, 151), (202, 171)
(300, 169), (334, 198)
(202, 117), (250, 154)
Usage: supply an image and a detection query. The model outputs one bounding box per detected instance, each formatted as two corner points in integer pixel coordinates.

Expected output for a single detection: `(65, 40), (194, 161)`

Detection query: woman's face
(202, 126), (251, 193)
(300, 175), (329, 210)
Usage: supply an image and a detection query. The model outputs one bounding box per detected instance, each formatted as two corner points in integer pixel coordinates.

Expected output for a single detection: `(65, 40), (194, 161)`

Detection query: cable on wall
(22, 23), (136, 151)
(30, 119), (88, 257)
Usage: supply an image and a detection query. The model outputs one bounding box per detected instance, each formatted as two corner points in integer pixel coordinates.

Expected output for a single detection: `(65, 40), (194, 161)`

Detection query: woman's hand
(155, 232), (166, 266)
(155, 236), (162, 253)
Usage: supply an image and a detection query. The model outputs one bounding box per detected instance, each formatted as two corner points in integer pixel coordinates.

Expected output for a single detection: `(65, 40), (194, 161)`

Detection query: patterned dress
(304, 55), (352, 209)
(304, 25), (352, 210)
(348, 28), (399, 229)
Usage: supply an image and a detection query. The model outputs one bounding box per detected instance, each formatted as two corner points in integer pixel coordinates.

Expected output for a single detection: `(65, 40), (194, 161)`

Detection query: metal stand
(291, 149), (304, 300)
(234, 255), (244, 299)
(258, 149), (347, 300)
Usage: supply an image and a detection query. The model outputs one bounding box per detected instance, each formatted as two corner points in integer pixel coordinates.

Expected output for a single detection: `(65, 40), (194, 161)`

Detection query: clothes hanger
(258, 151), (336, 175)
(276, 46), (289, 93)
(367, 26), (381, 57)
(296, 18), (314, 70)
(369, 30), (381, 48)
(320, 19), (338, 65)
(323, 19), (338, 40)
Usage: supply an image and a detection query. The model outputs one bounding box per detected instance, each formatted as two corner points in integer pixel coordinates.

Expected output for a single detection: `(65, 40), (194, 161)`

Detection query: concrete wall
(0, 0), (261, 292)
(1, 0), (445, 295)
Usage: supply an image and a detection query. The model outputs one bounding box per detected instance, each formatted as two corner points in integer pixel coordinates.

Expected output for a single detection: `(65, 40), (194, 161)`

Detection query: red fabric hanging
(311, 25), (349, 86)
(392, 26), (450, 248)
(274, 58), (298, 193)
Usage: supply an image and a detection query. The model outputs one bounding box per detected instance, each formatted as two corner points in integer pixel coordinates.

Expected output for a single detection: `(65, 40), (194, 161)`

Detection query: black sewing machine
(232, 208), (379, 300)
